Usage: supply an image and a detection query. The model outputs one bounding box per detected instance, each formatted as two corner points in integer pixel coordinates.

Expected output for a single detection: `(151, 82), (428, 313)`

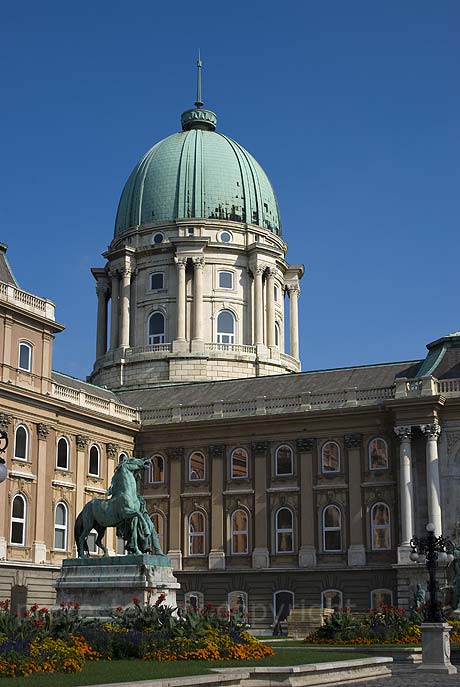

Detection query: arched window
(321, 441), (341, 473)
(151, 512), (165, 553)
(189, 451), (205, 481)
(273, 590), (294, 625)
(88, 445), (100, 476)
(10, 494), (26, 545)
(323, 505), (342, 552)
(18, 342), (32, 372)
(228, 591), (248, 621)
(231, 509), (249, 554)
(188, 511), (206, 556)
(148, 312), (165, 344)
(218, 271), (233, 289)
(54, 502), (68, 551)
(274, 284), (280, 302)
(149, 455), (165, 483)
(118, 452), (128, 464)
(275, 445), (293, 476)
(56, 437), (69, 470)
(274, 321), (281, 348)
(321, 589), (343, 612)
(275, 507), (294, 553)
(371, 502), (391, 550)
(185, 591), (204, 611)
(231, 448), (248, 479)
(369, 438), (388, 470)
(14, 425), (28, 461)
(216, 310), (235, 344)
(371, 589), (393, 609)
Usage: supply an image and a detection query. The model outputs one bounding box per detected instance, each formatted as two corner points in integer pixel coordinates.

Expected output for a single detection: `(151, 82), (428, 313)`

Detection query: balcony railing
(51, 383), (139, 422)
(0, 281), (56, 319)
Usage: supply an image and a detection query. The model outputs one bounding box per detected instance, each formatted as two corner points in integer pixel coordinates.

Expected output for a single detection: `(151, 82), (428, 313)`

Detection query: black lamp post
(410, 523), (454, 622)
(0, 430), (8, 484)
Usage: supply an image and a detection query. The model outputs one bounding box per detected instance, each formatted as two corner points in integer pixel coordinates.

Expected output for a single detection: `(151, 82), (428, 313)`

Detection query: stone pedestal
(252, 547), (269, 569)
(347, 544), (366, 566)
(418, 622), (457, 674)
(298, 545), (317, 568)
(55, 555), (180, 617)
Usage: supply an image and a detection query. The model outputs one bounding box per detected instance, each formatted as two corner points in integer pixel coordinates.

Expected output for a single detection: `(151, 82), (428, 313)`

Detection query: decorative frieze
(76, 435), (89, 450)
(209, 445), (225, 459)
(166, 447), (185, 461)
(251, 441), (268, 456)
(37, 423), (50, 440)
(106, 443), (118, 459)
(296, 437), (316, 452)
(344, 434), (362, 449)
(446, 431), (460, 454)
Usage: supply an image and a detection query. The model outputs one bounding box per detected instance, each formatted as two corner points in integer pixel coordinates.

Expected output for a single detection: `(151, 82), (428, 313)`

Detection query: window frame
(227, 591), (248, 621)
(368, 437), (389, 471)
(56, 436), (70, 471)
(218, 230), (233, 244)
(10, 494), (27, 546)
(18, 341), (32, 372)
(152, 232), (164, 245)
(188, 510), (206, 557)
(275, 507), (294, 554)
(230, 509), (249, 555)
(188, 451), (206, 482)
(273, 590), (294, 623)
(53, 502), (68, 551)
(370, 588), (393, 609)
(14, 424), (29, 461)
(148, 454), (165, 484)
(230, 447), (249, 479)
(147, 311), (166, 345)
(151, 511), (166, 553)
(217, 270), (234, 290)
(321, 441), (341, 474)
(216, 310), (236, 345)
(275, 444), (294, 477)
(322, 504), (342, 552)
(88, 444), (101, 477)
(321, 589), (343, 612)
(185, 591), (204, 611)
(371, 502), (391, 551)
(274, 321), (281, 348)
(150, 272), (165, 290)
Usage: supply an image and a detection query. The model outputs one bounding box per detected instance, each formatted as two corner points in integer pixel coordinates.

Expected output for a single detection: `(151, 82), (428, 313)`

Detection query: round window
(219, 230), (233, 244)
(152, 232), (164, 245)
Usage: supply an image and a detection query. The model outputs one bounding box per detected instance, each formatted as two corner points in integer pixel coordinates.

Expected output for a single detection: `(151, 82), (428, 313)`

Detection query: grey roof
(52, 371), (124, 402)
(117, 360), (422, 410)
(0, 244), (18, 286)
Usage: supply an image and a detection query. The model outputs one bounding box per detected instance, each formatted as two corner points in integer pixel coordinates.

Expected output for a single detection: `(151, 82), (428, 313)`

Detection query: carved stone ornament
(420, 423), (441, 440)
(106, 443), (119, 459)
(0, 414), (12, 431)
(192, 256), (205, 268)
(252, 441), (269, 456)
(76, 435), (89, 450)
(394, 426), (412, 442)
(166, 447), (185, 461)
(37, 423), (50, 440)
(286, 283), (300, 296)
(209, 444), (225, 459)
(344, 434), (362, 449)
(174, 256), (188, 268)
(296, 437), (316, 452)
(446, 432), (460, 454)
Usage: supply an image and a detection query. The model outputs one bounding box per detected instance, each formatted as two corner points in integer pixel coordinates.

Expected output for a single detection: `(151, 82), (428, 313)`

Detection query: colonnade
(394, 421), (443, 549)
(94, 257), (301, 359)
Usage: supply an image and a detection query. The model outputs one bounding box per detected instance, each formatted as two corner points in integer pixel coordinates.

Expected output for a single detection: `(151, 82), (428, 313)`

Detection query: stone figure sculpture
(413, 583), (426, 610)
(74, 456), (164, 558)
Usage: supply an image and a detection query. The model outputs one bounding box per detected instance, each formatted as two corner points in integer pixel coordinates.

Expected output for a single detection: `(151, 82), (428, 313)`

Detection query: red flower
(133, 597), (140, 605)
(74, 602), (80, 610)
(39, 607), (48, 615)
(23, 610), (30, 617)
(116, 606), (123, 612)
(30, 603), (39, 612)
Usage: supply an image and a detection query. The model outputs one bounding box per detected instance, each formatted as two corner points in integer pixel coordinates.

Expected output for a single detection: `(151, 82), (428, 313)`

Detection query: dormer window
(18, 342), (32, 372)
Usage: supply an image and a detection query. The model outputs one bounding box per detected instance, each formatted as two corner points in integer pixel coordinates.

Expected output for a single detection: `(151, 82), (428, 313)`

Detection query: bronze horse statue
(74, 456), (163, 557)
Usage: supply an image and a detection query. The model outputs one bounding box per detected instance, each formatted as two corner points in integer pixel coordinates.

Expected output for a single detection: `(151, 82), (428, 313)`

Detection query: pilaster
(297, 437), (317, 567)
(166, 447), (184, 570)
(421, 422), (442, 535)
(208, 444), (225, 570)
(345, 433), (366, 566)
(252, 441), (269, 569)
(33, 423), (50, 563)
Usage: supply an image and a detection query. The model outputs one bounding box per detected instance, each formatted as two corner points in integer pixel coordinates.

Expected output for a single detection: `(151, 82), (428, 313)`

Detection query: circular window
(218, 230), (233, 244)
(152, 232), (164, 245)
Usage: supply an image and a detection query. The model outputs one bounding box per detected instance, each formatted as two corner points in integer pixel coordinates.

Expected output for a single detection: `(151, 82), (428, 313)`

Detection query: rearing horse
(74, 457), (149, 557)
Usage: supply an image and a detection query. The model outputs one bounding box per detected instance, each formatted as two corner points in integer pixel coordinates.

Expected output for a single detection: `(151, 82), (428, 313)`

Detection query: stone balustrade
(0, 280), (56, 320)
(51, 382), (139, 422)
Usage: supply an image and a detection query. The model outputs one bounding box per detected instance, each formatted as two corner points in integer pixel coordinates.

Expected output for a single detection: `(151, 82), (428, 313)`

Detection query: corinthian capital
(287, 283), (300, 296)
(394, 426), (412, 442)
(174, 256), (188, 269)
(421, 422), (441, 440)
(266, 267), (277, 279)
(192, 256), (205, 269)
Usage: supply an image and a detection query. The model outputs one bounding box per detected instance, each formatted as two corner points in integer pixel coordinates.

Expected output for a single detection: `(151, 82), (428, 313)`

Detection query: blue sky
(1, 1), (458, 380)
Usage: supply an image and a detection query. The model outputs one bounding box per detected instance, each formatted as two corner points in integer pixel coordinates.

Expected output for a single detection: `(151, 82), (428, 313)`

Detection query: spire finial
(195, 50), (203, 108)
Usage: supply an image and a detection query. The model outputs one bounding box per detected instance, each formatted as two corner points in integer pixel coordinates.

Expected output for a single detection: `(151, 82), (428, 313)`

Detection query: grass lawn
(0, 649), (371, 687)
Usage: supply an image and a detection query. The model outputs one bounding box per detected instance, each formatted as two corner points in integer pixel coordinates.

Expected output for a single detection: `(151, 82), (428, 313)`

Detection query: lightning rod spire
(195, 50), (203, 108)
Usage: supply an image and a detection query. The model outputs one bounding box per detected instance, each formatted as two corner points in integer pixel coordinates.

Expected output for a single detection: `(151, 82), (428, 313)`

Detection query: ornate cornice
(344, 434), (362, 449)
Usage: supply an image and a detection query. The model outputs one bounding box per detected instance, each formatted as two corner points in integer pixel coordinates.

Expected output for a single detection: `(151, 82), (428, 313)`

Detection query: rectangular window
(151, 273), (164, 290)
(218, 271), (233, 289)
(18, 343), (31, 372)
(187, 226), (195, 235)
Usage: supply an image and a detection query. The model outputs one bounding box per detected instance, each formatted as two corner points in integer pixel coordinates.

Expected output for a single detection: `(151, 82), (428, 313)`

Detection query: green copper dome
(114, 109), (281, 236)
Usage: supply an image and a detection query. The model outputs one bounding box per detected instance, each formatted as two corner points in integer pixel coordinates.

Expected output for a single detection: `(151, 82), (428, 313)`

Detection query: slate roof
(0, 244), (18, 286)
(116, 360), (423, 410)
(52, 371), (125, 402)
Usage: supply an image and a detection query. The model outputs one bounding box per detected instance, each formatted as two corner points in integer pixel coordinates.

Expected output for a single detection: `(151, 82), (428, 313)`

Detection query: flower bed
(0, 596), (273, 677)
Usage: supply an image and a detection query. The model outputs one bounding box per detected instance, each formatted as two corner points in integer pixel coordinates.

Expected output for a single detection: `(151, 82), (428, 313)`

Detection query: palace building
(1, 68), (460, 629)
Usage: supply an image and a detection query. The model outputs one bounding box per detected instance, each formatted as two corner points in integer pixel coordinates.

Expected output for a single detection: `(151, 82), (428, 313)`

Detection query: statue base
(55, 555), (180, 617)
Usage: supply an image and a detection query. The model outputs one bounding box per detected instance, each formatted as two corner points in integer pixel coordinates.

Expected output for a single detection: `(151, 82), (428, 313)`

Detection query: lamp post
(0, 430), (8, 484)
(410, 523), (457, 674)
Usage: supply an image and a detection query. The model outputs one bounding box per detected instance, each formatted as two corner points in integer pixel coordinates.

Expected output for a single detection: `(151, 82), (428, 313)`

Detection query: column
(297, 438), (317, 567)
(345, 434), (366, 566)
(421, 422), (442, 535)
(109, 270), (119, 351)
(209, 444), (225, 570)
(166, 447), (184, 570)
(105, 443), (118, 554)
(394, 426), (414, 557)
(174, 257), (187, 342)
(95, 280), (109, 359)
(288, 284), (300, 359)
(191, 257), (205, 350)
(0, 414), (12, 559)
(119, 267), (131, 348)
(75, 435), (89, 521)
(266, 268), (276, 348)
(253, 266), (264, 345)
(252, 441), (269, 568)
(32, 423), (49, 563)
